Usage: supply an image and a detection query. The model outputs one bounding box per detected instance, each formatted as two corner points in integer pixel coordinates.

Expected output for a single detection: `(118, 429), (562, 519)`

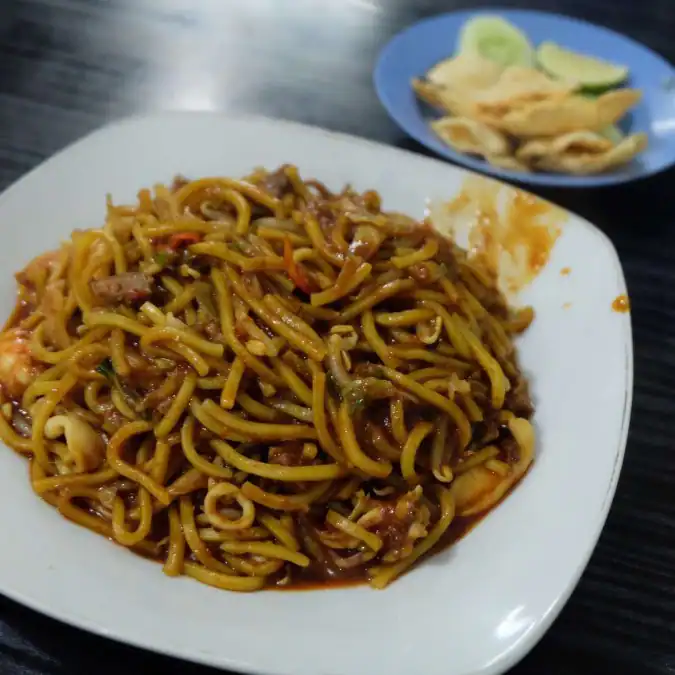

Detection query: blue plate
(374, 9), (675, 187)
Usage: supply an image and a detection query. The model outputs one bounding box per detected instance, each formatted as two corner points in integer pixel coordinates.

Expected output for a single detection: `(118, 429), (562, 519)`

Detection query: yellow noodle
(163, 505), (186, 577)
(390, 238), (439, 268)
(259, 513), (299, 551)
(375, 367), (471, 449)
(369, 487), (455, 589)
(204, 481), (256, 531)
(303, 214), (344, 266)
(273, 358), (313, 407)
(183, 562), (265, 592)
(374, 308), (436, 327)
(150, 438), (171, 484)
(337, 402), (391, 478)
(197, 374), (228, 390)
(241, 481), (331, 512)
(174, 177), (280, 214)
(389, 398), (407, 446)
(211, 440), (345, 482)
(112, 488), (153, 547)
(163, 284), (198, 315)
(167, 467), (208, 497)
(326, 510), (382, 552)
(190, 241), (284, 272)
(340, 278), (415, 321)
(109, 328), (130, 377)
(31, 372), (78, 470)
(455, 446), (500, 474)
(0, 167), (535, 594)
(310, 261), (372, 307)
(154, 371), (197, 438)
(400, 421), (434, 484)
(178, 496), (233, 574)
(141, 326), (223, 358)
(361, 310), (399, 368)
(225, 266), (325, 360)
(111, 388), (137, 419)
(107, 421), (170, 504)
(236, 393), (278, 422)
(32, 467), (119, 495)
(221, 540), (310, 567)
(203, 400), (317, 442)
(222, 553), (284, 577)
(181, 416), (233, 479)
(310, 367), (346, 463)
(430, 417), (453, 483)
(29, 325), (109, 366)
(211, 267), (284, 386)
(453, 315), (508, 409)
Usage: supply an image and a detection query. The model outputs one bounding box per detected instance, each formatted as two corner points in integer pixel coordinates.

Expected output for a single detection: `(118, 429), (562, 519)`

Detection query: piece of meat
(90, 273), (153, 304)
(171, 175), (190, 192)
(268, 443), (311, 467)
(259, 167), (291, 199)
(500, 435), (521, 465)
(201, 320), (222, 341)
(357, 487), (430, 563)
(102, 409), (126, 434)
(434, 235), (461, 282)
(473, 414), (501, 447)
(408, 262), (433, 284)
(505, 374), (534, 418)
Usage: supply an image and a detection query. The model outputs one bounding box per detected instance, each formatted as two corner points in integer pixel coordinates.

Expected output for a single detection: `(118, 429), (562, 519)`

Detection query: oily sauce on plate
(612, 294), (630, 313)
(433, 177), (566, 295)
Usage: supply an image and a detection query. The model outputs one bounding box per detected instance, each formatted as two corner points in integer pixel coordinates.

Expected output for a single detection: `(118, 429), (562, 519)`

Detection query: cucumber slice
(537, 42), (628, 90)
(598, 124), (624, 145)
(458, 15), (535, 67)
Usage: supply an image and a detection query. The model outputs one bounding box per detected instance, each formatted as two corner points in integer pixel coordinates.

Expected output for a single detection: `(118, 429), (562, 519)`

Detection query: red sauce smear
(612, 294), (630, 313)
(438, 179), (566, 294)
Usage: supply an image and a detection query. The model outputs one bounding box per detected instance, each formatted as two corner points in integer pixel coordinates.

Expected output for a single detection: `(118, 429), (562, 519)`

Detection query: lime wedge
(458, 15), (535, 68)
(537, 42), (628, 90)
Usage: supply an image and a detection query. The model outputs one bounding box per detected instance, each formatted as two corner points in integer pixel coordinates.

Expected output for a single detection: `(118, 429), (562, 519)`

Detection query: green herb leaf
(96, 358), (114, 379)
(325, 372), (343, 401)
(155, 252), (169, 267)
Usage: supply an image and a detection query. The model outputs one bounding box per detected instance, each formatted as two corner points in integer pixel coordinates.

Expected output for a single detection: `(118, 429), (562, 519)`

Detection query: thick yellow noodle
(0, 165), (535, 592)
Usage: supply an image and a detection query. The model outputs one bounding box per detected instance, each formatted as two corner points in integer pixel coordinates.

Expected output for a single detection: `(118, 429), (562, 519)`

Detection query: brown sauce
(277, 463), (533, 591)
(612, 294), (630, 313)
(560, 267), (571, 276)
(280, 511), (484, 591)
(53, 466), (531, 593)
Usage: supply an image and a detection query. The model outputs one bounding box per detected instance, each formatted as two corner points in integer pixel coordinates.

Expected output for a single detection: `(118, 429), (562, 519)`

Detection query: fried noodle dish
(0, 166), (535, 591)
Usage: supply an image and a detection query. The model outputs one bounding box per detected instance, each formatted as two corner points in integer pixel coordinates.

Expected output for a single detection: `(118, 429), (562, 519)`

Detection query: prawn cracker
(518, 131), (647, 174)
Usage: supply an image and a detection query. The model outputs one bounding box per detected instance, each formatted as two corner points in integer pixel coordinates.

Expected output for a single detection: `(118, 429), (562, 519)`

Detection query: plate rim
(0, 111), (634, 675)
(373, 6), (675, 188)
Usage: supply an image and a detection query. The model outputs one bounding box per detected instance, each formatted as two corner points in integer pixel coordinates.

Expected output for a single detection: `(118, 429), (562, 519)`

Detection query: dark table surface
(1, 0), (674, 674)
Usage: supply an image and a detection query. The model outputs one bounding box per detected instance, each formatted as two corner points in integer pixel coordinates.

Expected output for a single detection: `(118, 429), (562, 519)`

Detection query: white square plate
(0, 114), (632, 675)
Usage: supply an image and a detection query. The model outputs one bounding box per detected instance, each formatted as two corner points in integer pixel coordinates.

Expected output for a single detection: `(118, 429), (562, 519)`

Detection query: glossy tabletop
(0, 1), (674, 674)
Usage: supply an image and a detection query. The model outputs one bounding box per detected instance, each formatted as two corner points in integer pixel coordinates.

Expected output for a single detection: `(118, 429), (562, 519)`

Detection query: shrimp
(16, 248), (67, 288)
(0, 328), (44, 399)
